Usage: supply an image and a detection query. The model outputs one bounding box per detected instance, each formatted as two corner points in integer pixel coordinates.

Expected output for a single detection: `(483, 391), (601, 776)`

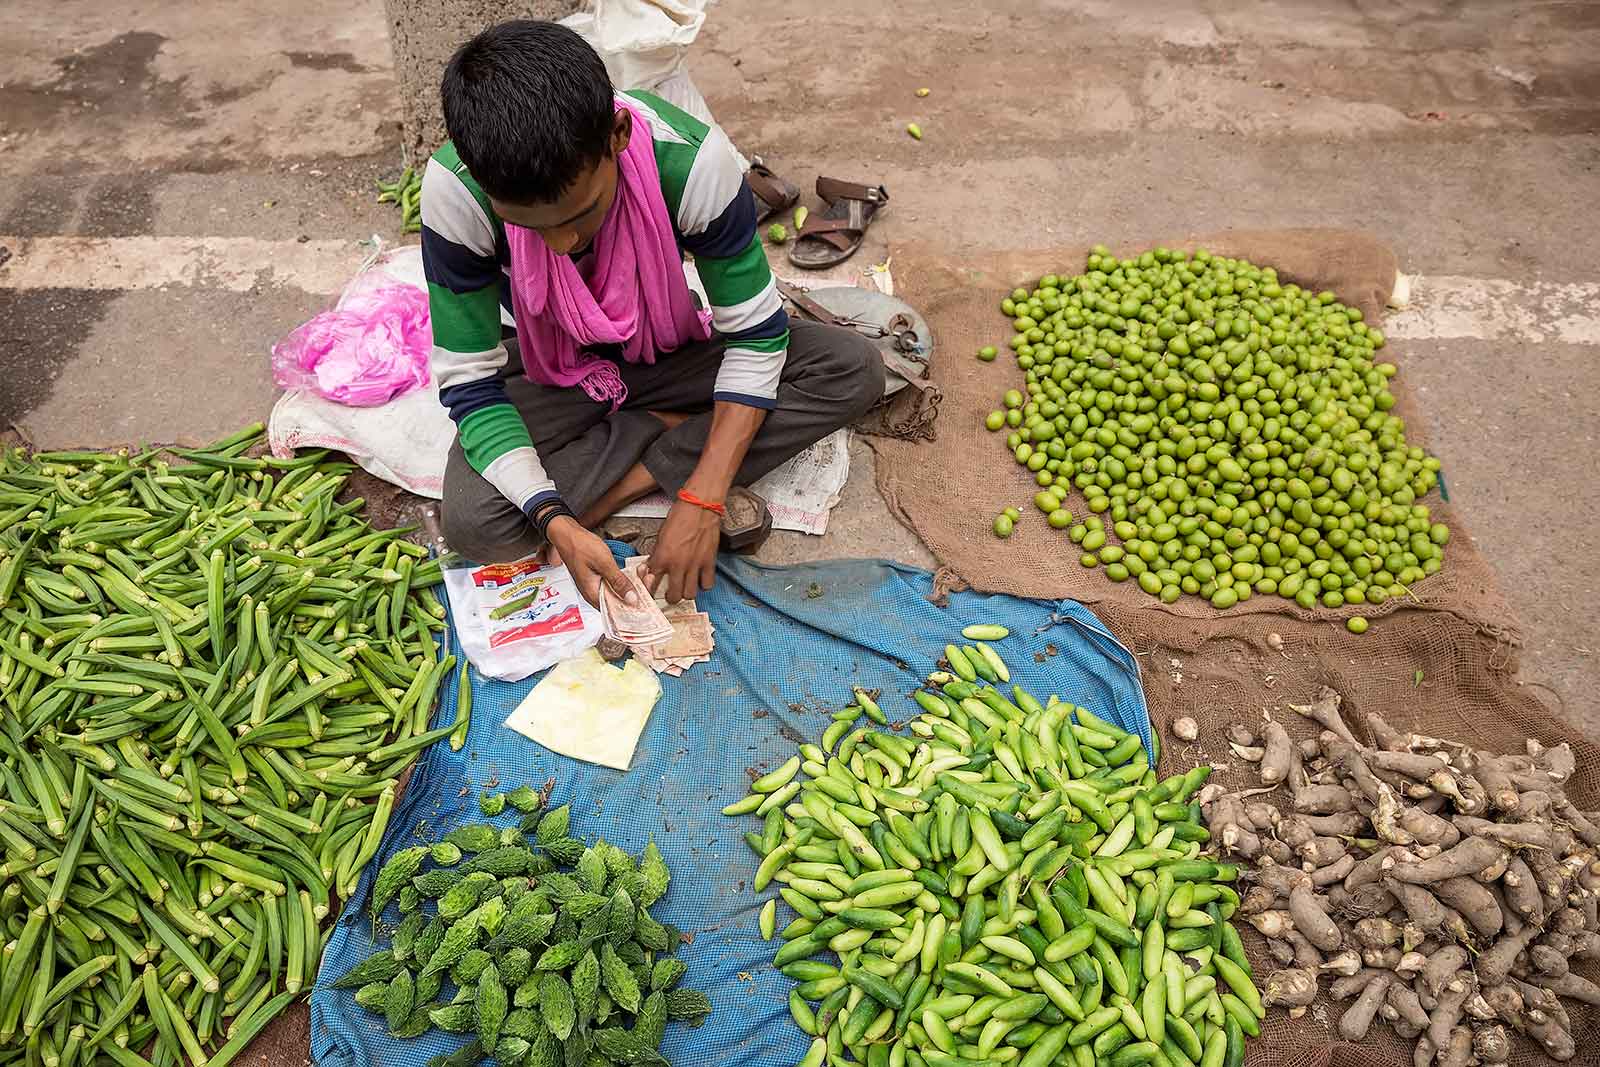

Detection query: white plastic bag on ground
(439, 554), (602, 681)
(562, 0), (746, 168)
(504, 649), (661, 769)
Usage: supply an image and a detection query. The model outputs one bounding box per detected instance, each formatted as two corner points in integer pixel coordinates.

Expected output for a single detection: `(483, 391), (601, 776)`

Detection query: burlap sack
(870, 230), (1514, 631)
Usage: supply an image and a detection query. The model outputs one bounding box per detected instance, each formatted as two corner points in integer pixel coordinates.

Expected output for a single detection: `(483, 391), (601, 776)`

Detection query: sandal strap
(795, 216), (858, 252)
(815, 177), (889, 206)
(797, 214), (865, 237)
(746, 164), (797, 212)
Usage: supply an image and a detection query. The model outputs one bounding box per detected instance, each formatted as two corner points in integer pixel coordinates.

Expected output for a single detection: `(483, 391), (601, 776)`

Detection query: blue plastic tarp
(311, 554), (1148, 1067)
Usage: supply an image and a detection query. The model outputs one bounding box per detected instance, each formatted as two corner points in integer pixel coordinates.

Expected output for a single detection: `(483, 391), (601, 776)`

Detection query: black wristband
(527, 498), (576, 540)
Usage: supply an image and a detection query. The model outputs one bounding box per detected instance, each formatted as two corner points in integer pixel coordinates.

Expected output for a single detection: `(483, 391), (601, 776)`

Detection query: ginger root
(1263, 966), (1319, 1008)
(1211, 686), (1597, 1067)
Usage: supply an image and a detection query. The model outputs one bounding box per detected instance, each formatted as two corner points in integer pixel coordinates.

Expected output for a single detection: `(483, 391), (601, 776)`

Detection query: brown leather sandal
(746, 157), (799, 224)
(788, 178), (888, 269)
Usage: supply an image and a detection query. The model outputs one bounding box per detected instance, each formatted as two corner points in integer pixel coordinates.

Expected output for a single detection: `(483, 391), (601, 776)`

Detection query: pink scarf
(505, 99), (711, 410)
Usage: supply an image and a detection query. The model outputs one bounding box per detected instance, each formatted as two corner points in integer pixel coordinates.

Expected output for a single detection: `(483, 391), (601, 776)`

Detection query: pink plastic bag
(271, 273), (432, 406)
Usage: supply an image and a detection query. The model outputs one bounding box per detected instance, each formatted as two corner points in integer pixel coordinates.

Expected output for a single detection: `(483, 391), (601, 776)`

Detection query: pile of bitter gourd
(336, 791), (712, 1067)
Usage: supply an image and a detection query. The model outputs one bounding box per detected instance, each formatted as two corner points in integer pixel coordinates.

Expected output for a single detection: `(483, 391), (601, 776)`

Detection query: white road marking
(2, 238), (1598, 348)
(0, 235), (375, 295)
(1386, 274), (1600, 345)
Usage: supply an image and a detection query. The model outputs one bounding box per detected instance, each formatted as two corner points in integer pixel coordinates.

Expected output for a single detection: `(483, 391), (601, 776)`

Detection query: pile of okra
(0, 424), (468, 1067)
(725, 629), (1264, 1067)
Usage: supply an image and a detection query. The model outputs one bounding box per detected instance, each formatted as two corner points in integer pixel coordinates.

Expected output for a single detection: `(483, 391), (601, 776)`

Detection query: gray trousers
(441, 320), (884, 562)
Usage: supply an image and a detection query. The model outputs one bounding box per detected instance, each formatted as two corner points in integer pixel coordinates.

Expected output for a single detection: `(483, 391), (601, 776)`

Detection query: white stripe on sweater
(624, 94), (690, 147)
(421, 159), (495, 254)
(714, 345), (787, 402)
(674, 125), (744, 237)
(482, 447), (557, 511)
(434, 348), (509, 391)
(711, 275), (781, 335)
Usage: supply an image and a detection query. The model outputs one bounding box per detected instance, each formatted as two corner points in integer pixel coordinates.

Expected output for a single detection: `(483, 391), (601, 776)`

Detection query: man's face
(491, 109), (631, 255)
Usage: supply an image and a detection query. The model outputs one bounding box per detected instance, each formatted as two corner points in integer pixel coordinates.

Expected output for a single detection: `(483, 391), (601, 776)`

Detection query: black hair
(441, 20), (615, 205)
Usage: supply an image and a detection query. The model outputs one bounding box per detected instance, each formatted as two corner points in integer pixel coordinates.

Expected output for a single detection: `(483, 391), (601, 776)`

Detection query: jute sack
(869, 229), (1514, 635)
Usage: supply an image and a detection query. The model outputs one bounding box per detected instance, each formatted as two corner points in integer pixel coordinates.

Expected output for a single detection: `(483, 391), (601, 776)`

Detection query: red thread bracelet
(677, 488), (726, 515)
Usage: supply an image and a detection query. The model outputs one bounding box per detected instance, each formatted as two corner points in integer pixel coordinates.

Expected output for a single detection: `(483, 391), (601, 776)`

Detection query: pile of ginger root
(1200, 686), (1600, 1067)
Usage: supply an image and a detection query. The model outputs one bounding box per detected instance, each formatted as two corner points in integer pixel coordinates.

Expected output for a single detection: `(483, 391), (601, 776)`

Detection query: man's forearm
(684, 401), (766, 500)
(645, 402), (763, 603)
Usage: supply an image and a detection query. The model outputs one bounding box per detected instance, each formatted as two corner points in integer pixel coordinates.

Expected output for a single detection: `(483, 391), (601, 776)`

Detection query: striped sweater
(421, 90), (789, 519)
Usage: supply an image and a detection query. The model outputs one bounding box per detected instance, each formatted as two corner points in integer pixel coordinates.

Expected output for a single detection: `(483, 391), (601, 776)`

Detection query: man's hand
(644, 499), (720, 604)
(640, 400), (767, 604)
(545, 515), (634, 610)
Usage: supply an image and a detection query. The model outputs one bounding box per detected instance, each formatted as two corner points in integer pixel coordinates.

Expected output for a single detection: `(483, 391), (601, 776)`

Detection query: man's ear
(610, 109), (632, 157)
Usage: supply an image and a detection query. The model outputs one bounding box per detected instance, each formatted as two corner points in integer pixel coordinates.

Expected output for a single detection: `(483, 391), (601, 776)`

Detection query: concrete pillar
(383, 0), (582, 168)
